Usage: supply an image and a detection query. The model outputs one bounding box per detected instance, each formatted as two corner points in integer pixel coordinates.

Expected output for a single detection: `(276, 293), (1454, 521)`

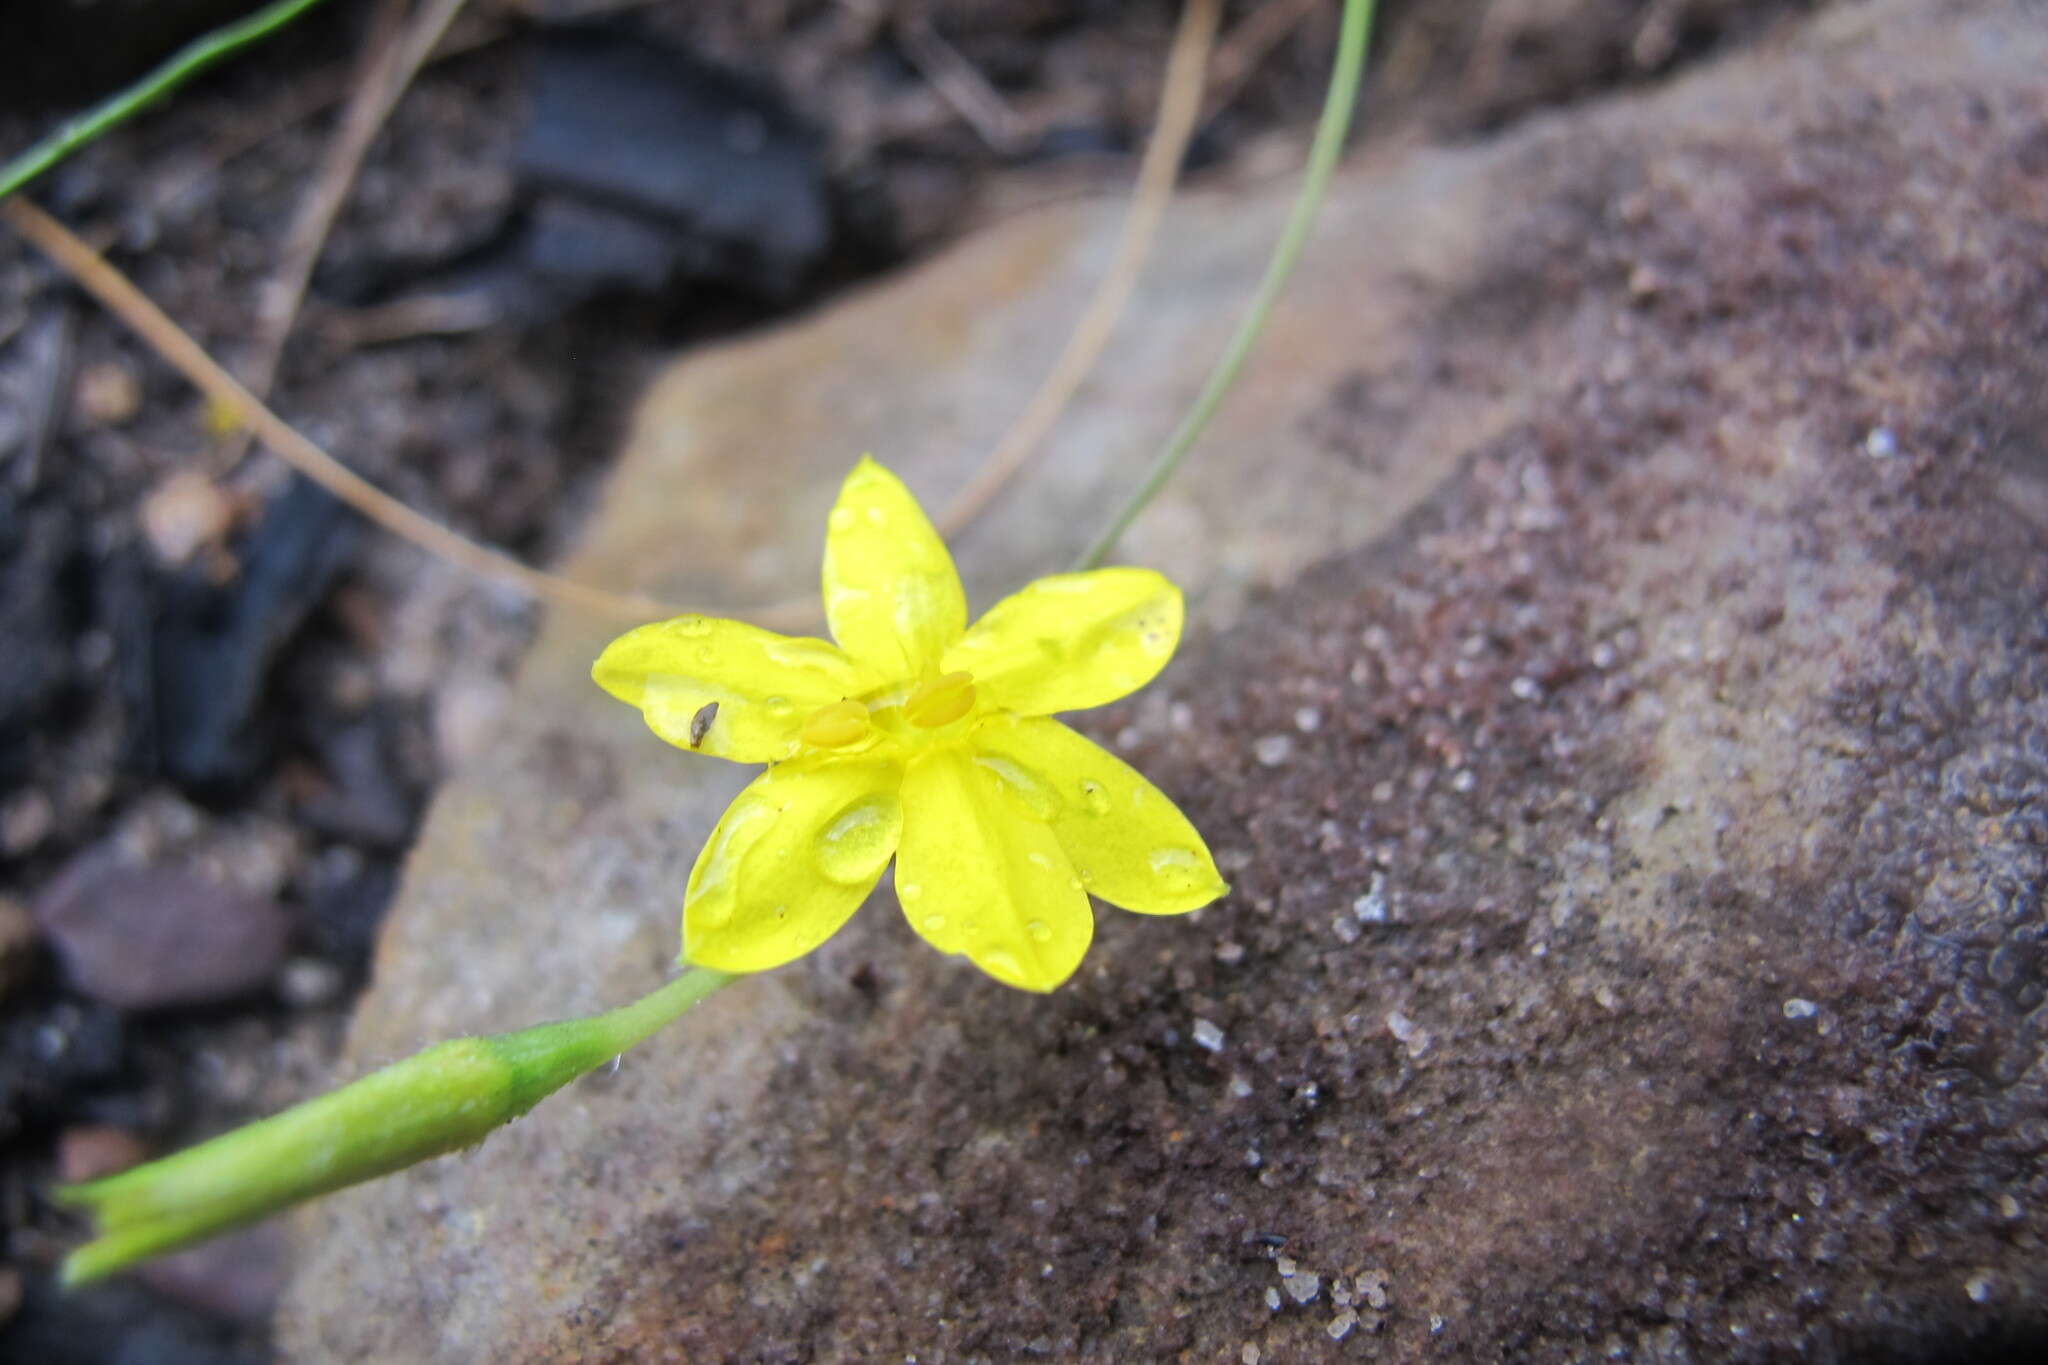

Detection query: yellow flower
(593, 457), (1226, 991)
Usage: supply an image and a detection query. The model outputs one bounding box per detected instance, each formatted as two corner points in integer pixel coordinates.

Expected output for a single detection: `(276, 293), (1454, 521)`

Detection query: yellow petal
(593, 616), (878, 762)
(822, 457), (966, 679)
(894, 747), (1092, 992)
(943, 568), (1182, 716)
(970, 715), (1226, 915)
(682, 755), (904, 973)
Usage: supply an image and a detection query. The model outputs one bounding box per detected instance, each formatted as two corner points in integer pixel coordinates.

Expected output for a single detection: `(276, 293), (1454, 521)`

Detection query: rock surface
(281, 3), (2048, 1360)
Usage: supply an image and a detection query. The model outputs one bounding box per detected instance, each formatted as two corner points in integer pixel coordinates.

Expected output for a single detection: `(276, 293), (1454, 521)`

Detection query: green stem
(0, 0), (335, 203)
(1074, 0), (1378, 571)
(59, 967), (735, 1284)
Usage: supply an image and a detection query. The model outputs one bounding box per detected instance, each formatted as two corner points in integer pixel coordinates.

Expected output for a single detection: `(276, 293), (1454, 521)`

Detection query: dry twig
(228, 0), (472, 465)
(2, 195), (697, 625)
(936, 0), (1222, 539)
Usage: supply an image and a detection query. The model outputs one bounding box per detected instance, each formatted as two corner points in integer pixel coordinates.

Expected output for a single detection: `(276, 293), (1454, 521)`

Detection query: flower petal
(895, 748), (1092, 992)
(682, 755), (904, 973)
(943, 568), (1182, 716)
(822, 457), (967, 678)
(970, 715), (1226, 915)
(593, 616), (878, 763)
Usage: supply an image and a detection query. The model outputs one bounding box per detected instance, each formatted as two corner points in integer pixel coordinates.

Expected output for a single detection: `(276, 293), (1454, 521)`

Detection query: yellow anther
(904, 671), (976, 729)
(801, 699), (871, 749)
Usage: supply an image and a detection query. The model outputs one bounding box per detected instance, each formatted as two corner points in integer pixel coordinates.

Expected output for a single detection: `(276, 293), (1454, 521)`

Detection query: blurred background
(0, 1), (1817, 1358)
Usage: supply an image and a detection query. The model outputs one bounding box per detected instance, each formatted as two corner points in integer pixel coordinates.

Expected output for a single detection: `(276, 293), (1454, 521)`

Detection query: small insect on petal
(689, 702), (719, 749)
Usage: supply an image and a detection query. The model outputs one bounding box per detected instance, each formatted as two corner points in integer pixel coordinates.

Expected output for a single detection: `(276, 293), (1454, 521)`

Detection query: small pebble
(1253, 734), (1293, 767)
(140, 469), (235, 566)
(279, 956), (346, 1009)
(1510, 675), (1542, 701)
(1864, 426), (1898, 458)
(1192, 1019), (1226, 1053)
(0, 895), (38, 1002)
(1782, 997), (1819, 1020)
(1327, 1308), (1358, 1340)
(1275, 1255), (1297, 1277)
(1285, 1272), (1323, 1305)
(1, 790), (54, 857)
(33, 849), (291, 1009)
(1241, 1345), (1261, 1365)
(1264, 1287), (1282, 1311)
(1965, 1271), (1995, 1304)
(58, 1125), (148, 1183)
(1293, 706), (1322, 734)
(1353, 873), (1388, 922)
(1331, 914), (1361, 944)
(74, 359), (142, 426)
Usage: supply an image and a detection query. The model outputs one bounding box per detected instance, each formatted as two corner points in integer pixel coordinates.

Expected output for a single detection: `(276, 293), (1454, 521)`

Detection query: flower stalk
(57, 967), (733, 1284)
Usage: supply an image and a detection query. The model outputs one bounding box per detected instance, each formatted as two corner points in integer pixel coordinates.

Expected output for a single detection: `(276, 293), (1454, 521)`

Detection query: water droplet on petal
(1026, 919), (1052, 942)
(1026, 852), (1054, 871)
(1147, 847), (1209, 896)
(899, 881), (923, 901)
(981, 949), (1025, 982)
(1078, 779), (1111, 816)
(828, 507), (857, 531)
(976, 754), (1063, 819)
(814, 795), (901, 885)
(690, 890), (734, 928)
(921, 913), (946, 933)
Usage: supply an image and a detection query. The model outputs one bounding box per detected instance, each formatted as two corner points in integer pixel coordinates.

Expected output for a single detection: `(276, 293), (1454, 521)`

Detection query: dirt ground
(0, 1), (1822, 1358)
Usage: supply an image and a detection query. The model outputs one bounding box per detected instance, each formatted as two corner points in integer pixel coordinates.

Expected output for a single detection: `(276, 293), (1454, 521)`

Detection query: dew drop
(899, 881), (924, 901)
(689, 888), (735, 929)
(1027, 852), (1054, 871)
(976, 754), (1063, 819)
(1148, 847), (1208, 895)
(815, 796), (901, 885)
(921, 913), (947, 933)
(1078, 779), (1111, 815)
(1026, 919), (1052, 942)
(981, 949), (1026, 983)
(828, 507), (857, 531)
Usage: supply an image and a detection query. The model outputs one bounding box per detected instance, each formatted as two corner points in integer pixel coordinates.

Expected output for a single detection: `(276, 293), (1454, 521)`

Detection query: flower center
(800, 698), (872, 749)
(903, 670), (976, 729)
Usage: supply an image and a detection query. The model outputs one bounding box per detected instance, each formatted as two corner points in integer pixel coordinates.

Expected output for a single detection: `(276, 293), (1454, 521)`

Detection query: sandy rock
(281, 3), (2047, 1360)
